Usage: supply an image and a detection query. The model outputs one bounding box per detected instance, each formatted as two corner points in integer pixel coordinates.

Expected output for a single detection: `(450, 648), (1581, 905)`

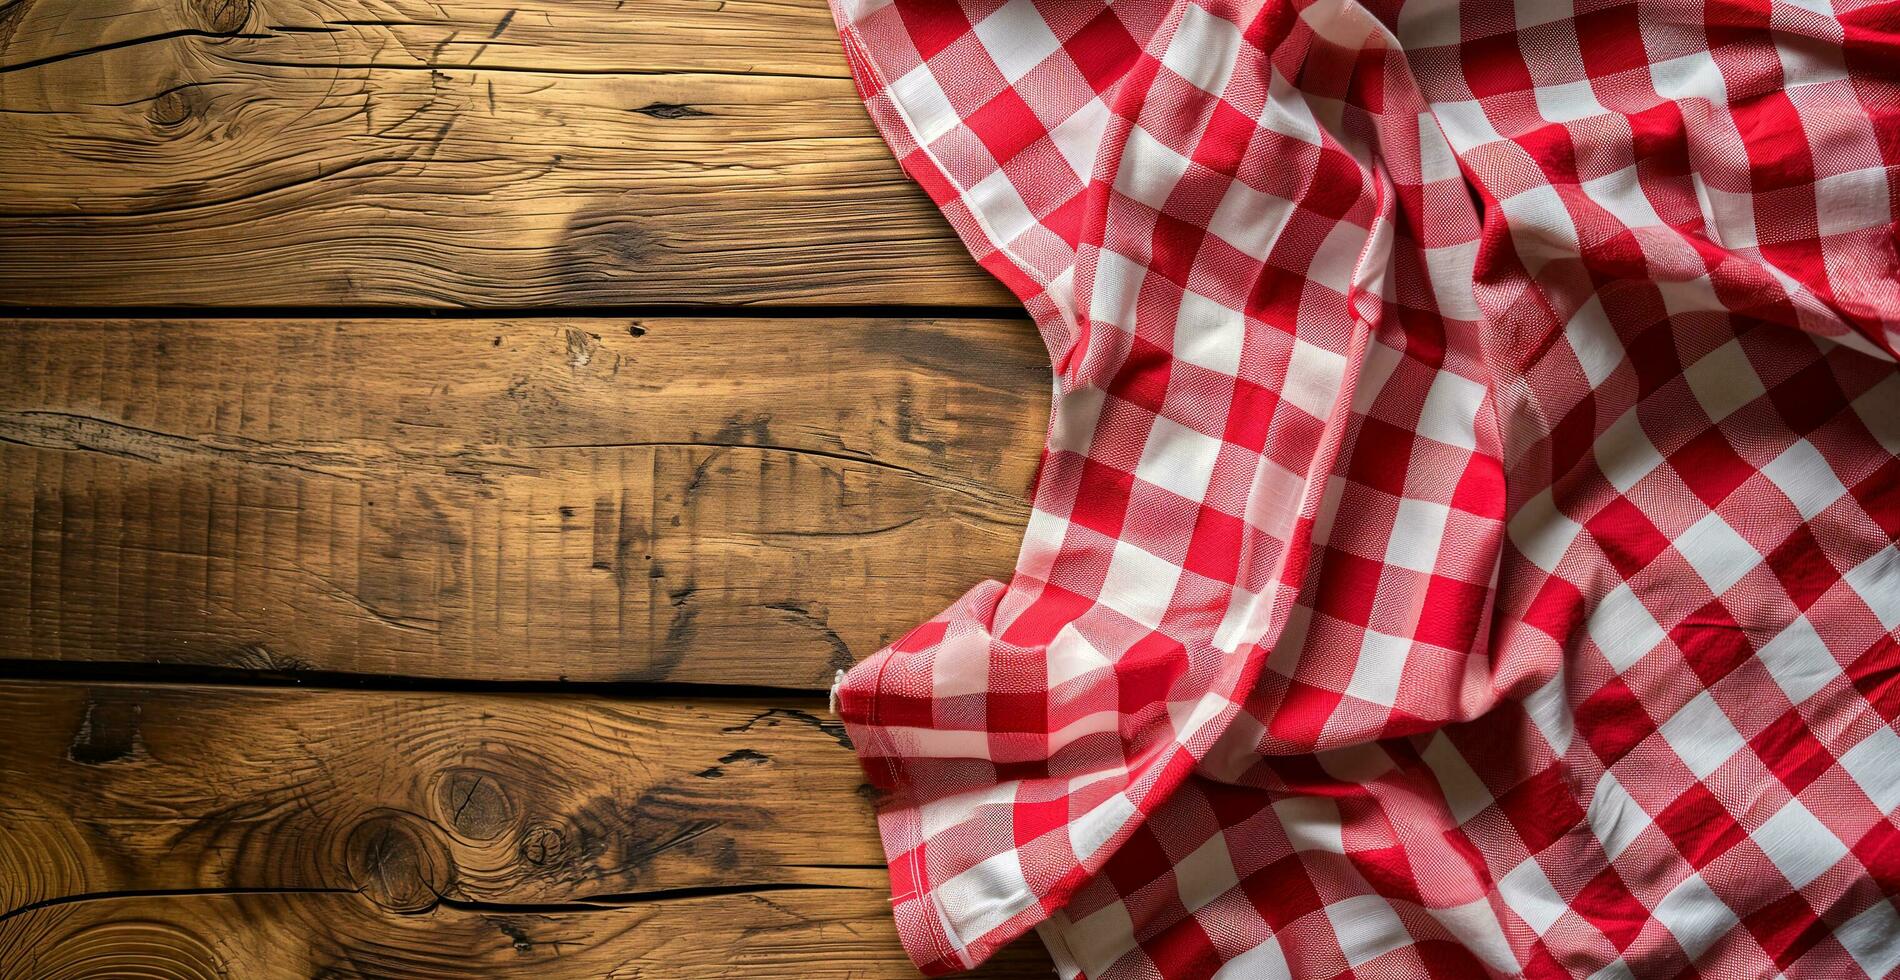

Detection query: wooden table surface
(0, 1), (1057, 975)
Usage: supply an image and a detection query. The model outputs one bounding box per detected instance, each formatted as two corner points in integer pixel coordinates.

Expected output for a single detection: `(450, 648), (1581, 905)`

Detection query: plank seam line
(425, 881), (867, 917)
(214, 55), (849, 82)
(0, 659), (834, 700)
(0, 304), (1028, 321)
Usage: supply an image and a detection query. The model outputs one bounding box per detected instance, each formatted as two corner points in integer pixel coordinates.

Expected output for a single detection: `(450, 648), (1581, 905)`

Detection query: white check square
(1511, 488), (1584, 573)
(1137, 416), (1225, 503)
(973, 0), (1062, 82)
(1346, 629), (1411, 707)
(1174, 834), (1241, 914)
(1325, 895), (1411, 967)
(1839, 725), (1900, 812)
(1762, 439), (1848, 520)
(1162, 3), (1240, 95)
(1417, 369), (1487, 450)
(1174, 290), (1245, 376)
(1114, 125), (1192, 212)
(1273, 796), (1345, 853)
(1650, 873), (1737, 960)
(1837, 901), (1900, 979)
(1065, 898), (1138, 979)
(1588, 582), (1666, 672)
(1755, 617), (1841, 706)
(1100, 539), (1182, 630)
(1817, 167), (1893, 236)
(1683, 339), (1766, 422)
(936, 849), (1034, 939)
(1498, 859), (1567, 935)
(1565, 295), (1624, 386)
(1674, 511), (1759, 596)
(1844, 546), (1900, 630)
(1386, 498), (1453, 573)
(1659, 691), (1746, 779)
(1535, 78), (1610, 124)
(1587, 771), (1652, 861)
(1595, 410), (1663, 493)
(1209, 180), (1295, 262)
(966, 168), (1038, 245)
(1283, 339), (1347, 419)
(887, 64), (960, 144)
(1752, 799), (1846, 889)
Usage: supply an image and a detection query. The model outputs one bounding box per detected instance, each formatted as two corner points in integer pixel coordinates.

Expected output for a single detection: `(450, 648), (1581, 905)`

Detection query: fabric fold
(827, 0), (1900, 976)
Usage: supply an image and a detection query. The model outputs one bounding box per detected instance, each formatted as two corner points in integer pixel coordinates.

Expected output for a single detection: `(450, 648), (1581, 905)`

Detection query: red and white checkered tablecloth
(823, 0), (1900, 976)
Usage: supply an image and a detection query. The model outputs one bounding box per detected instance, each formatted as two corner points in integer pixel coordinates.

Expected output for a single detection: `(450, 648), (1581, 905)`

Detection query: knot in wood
(344, 814), (451, 913)
(434, 770), (513, 841)
(519, 824), (566, 867)
(190, 0), (250, 34)
(149, 90), (193, 129)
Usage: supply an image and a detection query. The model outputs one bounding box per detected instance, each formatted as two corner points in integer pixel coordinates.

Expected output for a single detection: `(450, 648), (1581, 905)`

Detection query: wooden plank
(0, 681), (1054, 976)
(0, 0), (1013, 307)
(0, 891), (1059, 977)
(0, 0), (852, 75)
(0, 318), (1048, 687)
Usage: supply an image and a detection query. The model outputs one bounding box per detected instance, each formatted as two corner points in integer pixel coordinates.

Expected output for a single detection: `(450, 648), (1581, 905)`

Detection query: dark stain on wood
(722, 707), (852, 752)
(557, 202), (659, 274)
(694, 748), (768, 779)
(632, 102), (712, 119)
(67, 696), (146, 766)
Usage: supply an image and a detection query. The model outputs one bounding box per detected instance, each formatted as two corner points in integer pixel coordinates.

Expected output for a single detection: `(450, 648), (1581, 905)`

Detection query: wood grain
(0, 0), (1012, 307)
(0, 681), (1054, 977)
(0, 317), (1048, 687)
(0, 0), (1054, 970)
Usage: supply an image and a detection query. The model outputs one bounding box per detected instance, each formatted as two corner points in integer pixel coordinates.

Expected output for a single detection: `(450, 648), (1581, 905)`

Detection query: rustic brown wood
(1, 891), (1058, 978)
(0, 317), (1048, 687)
(1, 0), (1056, 970)
(0, 681), (1054, 977)
(0, 0), (1014, 307)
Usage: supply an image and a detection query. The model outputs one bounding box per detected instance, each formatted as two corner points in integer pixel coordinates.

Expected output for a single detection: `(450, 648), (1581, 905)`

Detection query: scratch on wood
(626, 817), (722, 864)
(564, 327), (600, 370)
(297, 566), (442, 635)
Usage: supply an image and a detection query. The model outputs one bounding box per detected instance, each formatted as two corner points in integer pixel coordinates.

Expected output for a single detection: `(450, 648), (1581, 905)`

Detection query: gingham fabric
(825, 0), (1900, 976)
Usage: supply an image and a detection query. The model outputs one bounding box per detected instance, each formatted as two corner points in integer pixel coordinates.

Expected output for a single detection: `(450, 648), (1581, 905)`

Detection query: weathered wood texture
(0, 0), (1057, 970)
(0, 317), (1048, 687)
(0, 0), (1013, 307)
(0, 682), (1053, 977)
